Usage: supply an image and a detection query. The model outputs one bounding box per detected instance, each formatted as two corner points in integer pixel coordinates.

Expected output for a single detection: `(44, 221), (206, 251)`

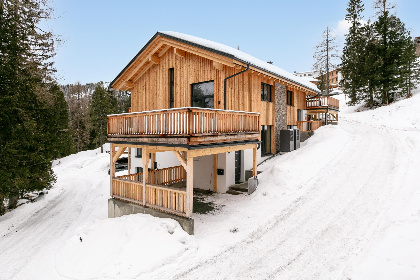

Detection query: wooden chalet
(107, 31), (339, 221)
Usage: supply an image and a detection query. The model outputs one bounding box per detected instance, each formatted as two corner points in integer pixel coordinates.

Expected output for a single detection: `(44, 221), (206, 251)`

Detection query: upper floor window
(169, 68), (174, 108)
(261, 83), (272, 102)
(287, 90), (293, 106)
(191, 80), (214, 108)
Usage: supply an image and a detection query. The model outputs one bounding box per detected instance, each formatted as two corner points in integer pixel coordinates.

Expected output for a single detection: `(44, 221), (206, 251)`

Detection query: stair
(227, 181), (248, 195)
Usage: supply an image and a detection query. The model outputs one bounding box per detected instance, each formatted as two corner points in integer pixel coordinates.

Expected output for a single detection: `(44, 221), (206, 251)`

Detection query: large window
(169, 68), (174, 108)
(287, 90), (293, 106)
(191, 80), (214, 108)
(261, 125), (272, 156)
(261, 83), (272, 102)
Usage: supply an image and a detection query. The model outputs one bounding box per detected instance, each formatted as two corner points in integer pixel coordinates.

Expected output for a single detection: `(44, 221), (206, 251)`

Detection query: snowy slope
(1, 88), (419, 279)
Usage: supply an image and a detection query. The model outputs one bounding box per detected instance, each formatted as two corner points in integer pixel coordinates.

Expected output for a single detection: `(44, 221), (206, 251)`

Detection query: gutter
(223, 64), (250, 110)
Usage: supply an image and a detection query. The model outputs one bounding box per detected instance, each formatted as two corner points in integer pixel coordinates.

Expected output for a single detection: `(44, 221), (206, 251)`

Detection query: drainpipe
(224, 64), (250, 110)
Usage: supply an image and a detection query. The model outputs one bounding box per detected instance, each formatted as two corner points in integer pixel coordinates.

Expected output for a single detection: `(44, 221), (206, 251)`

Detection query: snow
(1, 86), (420, 279)
(160, 31), (320, 93)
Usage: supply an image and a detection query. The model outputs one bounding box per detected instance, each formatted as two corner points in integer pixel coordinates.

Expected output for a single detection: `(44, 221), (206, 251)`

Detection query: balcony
(107, 107), (260, 146)
(306, 96), (339, 110)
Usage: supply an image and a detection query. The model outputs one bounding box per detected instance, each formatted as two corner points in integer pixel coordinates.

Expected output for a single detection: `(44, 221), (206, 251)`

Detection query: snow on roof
(159, 31), (320, 93)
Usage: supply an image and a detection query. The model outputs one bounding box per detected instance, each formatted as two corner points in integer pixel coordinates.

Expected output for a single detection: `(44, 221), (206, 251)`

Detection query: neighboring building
(107, 32), (339, 227)
(314, 68), (342, 89)
(415, 37), (420, 57)
(293, 70), (320, 78)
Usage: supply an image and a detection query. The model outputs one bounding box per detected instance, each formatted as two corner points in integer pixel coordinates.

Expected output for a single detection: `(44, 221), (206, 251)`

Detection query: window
(191, 80), (214, 108)
(169, 68), (174, 108)
(136, 148), (142, 158)
(261, 83), (272, 102)
(287, 90), (293, 106)
(136, 167), (142, 173)
(261, 125), (272, 156)
(135, 148), (151, 158)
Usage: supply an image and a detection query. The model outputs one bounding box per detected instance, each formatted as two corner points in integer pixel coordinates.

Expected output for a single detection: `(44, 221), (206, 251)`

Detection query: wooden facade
(107, 32), (338, 219)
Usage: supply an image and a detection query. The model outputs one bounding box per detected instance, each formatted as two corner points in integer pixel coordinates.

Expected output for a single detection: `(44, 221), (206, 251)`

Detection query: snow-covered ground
(1, 88), (419, 279)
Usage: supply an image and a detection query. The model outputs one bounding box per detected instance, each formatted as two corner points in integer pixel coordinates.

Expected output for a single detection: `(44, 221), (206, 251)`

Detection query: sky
(48, 0), (420, 85)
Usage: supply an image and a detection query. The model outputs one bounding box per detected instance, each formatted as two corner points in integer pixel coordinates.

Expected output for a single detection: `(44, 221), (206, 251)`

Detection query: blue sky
(49, 0), (420, 85)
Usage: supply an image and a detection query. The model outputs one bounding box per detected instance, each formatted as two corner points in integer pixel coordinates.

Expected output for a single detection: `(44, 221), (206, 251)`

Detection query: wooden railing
(115, 165), (186, 186)
(297, 121), (323, 132)
(145, 184), (186, 216)
(107, 107), (260, 137)
(306, 96), (339, 109)
(111, 179), (187, 216)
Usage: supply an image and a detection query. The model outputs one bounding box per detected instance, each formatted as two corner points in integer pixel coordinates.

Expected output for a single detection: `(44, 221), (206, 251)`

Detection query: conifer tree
(88, 83), (118, 153)
(0, 0), (57, 212)
(341, 0), (365, 105)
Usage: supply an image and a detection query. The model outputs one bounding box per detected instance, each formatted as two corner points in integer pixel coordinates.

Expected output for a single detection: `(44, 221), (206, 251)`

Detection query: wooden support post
(128, 148), (131, 175)
(142, 146), (149, 206)
(213, 154), (218, 192)
(110, 144), (115, 196)
(186, 153), (194, 217)
(252, 145), (257, 177)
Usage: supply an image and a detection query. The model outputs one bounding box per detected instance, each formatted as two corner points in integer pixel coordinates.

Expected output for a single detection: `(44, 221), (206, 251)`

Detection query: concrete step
(229, 186), (248, 193)
(226, 189), (244, 195)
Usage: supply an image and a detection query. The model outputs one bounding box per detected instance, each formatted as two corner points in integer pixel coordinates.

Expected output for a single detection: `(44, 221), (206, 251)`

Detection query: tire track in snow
(157, 122), (401, 280)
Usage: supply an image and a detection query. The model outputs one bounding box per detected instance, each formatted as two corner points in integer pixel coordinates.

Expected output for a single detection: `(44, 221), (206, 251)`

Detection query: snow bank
(56, 214), (196, 279)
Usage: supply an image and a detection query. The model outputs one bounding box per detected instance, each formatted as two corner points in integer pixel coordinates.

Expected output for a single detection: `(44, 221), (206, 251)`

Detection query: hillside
(0, 88), (419, 279)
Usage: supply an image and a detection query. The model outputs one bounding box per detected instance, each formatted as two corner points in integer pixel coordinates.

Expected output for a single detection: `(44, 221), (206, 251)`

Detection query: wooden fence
(108, 107), (260, 137)
(297, 121), (323, 132)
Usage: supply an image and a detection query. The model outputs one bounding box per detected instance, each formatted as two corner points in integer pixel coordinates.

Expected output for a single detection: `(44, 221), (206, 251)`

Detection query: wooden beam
(213, 61), (223, 71)
(149, 54), (160, 64)
(174, 48), (186, 57)
(110, 144), (115, 196)
(123, 81), (134, 89)
(173, 151), (187, 170)
(142, 146), (149, 205)
(186, 153), (194, 217)
(112, 146), (127, 163)
(133, 61), (155, 82)
(253, 146), (257, 177)
(158, 44), (171, 57)
(151, 153), (156, 170)
(128, 148), (131, 175)
(188, 143), (257, 158)
(213, 154), (218, 192)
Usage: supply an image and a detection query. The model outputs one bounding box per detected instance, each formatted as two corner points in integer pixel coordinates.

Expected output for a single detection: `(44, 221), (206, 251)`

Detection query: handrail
(306, 96), (339, 109)
(115, 165), (186, 186)
(107, 107), (260, 137)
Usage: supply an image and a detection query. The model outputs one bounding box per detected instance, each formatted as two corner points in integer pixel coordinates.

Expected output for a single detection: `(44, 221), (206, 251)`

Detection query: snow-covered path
(148, 121), (414, 280)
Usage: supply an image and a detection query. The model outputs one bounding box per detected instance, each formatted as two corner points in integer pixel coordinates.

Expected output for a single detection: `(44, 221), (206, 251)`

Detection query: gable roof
(110, 31), (320, 93)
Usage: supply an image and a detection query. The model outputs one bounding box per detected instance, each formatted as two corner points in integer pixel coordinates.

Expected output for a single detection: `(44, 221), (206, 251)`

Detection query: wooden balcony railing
(115, 165), (186, 186)
(112, 165), (187, 216)
(306, 96), (339, 109)
(111, 179), (187, 216)
(297, 121), (323, 132)
(107, 107), (260, 145)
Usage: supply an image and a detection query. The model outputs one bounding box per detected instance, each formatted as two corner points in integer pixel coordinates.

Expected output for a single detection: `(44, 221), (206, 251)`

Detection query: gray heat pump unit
(280, 129), (294, 152)
(294, 129), (300, 150)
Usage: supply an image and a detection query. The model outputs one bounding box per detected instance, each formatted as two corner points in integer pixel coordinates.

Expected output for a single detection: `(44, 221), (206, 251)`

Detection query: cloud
(332, 18), (367, 37)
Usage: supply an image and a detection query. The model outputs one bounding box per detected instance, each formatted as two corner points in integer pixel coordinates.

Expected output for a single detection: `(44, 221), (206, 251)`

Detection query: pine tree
(88, 83), (118, 153)
(0, 0), (57, 212)
(340, 0), (365, 105)
(313, 27), (338, 95)
(67, 82), (90, 152)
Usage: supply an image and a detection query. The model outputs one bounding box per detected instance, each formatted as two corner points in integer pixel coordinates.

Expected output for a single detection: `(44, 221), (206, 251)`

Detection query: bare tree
(313, 27), (339, 95)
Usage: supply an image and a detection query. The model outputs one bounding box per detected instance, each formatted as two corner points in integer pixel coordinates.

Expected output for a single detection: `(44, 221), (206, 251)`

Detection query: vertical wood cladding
(131, 47), (275, 126)
(286, 86), (307, 126)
